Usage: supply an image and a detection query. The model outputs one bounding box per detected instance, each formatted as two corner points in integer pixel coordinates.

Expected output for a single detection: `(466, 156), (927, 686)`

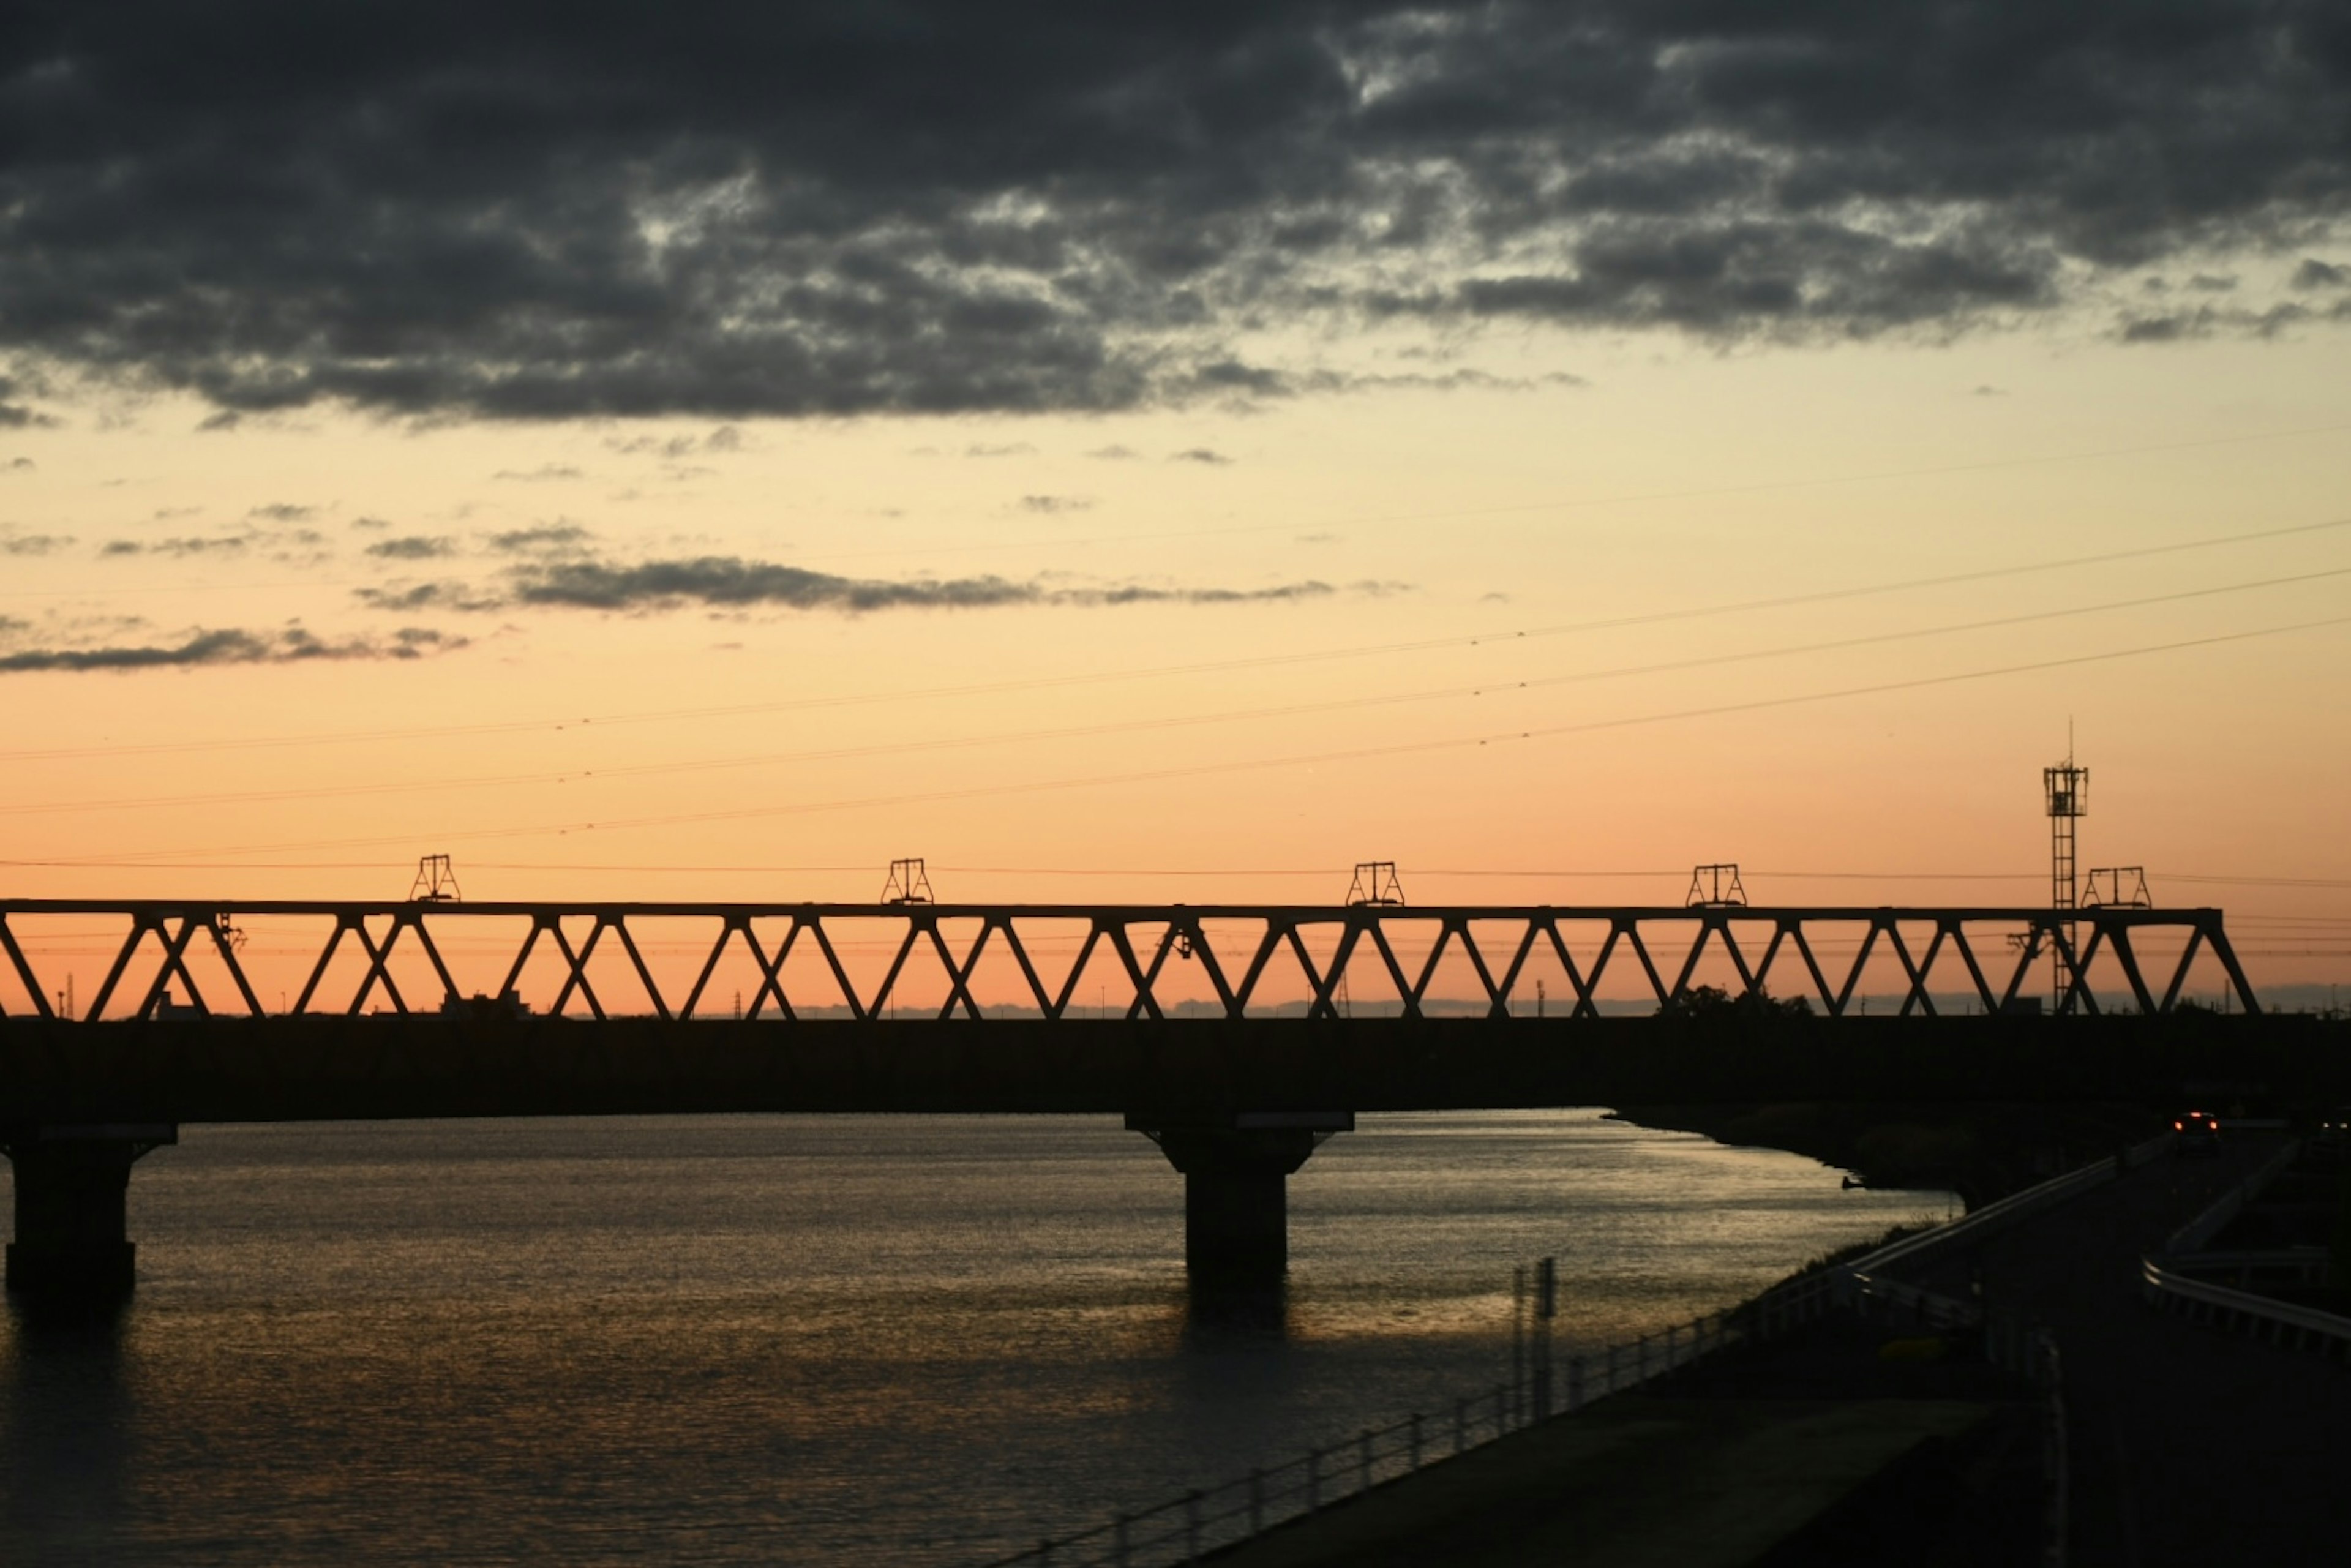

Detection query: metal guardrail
(2162, 1139), (2303, 1255)
(2140, 1257), (2351, 1358)
(978, 1303), (1740, 1567)
(2144, 1138), (2350, 1359)
(1844, 1130), (2172, 1283)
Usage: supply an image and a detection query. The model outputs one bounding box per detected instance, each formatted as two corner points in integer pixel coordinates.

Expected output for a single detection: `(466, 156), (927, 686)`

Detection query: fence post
(1607, 1341), (1619, 1395)
(1185, 1490), (1201, 1563)
(1248, 1468), (1264, 1536)
(1455, 1396), (1467, 1455)
(1637, 1334), (1649, 1383)
(1512, 1264), (1526, 1427)
(1114, 1514), (1130, 1568)
(1665, 1322), (1678, 1370)
(1039, 1540), (1053, 1567)
(1307, 1447), (1321, 1512)
(1409, 1413), (1422, 1471)
(1493, 1384), (1506, 1436)
(1360, 1429), (1373, 1494)
(1568, 1355), (1584, 1411)
(1534, 1256), (1557, 1420)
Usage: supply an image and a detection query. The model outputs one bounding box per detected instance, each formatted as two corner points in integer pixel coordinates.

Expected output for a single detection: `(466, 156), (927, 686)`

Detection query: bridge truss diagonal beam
(0, 901), (2260, 1022)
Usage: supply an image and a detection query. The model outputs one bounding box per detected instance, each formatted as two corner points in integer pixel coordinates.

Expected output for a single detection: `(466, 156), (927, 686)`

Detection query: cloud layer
(3, 3), (2348, 420)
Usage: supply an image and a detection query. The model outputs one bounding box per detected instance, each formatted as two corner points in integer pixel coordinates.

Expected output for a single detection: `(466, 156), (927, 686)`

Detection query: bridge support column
(2, 1126), (176, 1299)
(1128, 1112), (1351, 1286)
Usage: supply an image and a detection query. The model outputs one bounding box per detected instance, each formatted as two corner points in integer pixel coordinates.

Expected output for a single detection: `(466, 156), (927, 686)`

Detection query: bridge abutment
(2, 1126), (176, 1299)
(1129, 1112), (1351, 1286)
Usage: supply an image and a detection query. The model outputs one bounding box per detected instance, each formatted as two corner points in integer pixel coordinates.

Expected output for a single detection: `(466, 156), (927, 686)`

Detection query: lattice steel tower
(2043, 746), (2088, 1008)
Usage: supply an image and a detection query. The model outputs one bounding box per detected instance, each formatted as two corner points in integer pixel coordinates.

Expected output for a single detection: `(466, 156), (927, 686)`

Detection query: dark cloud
(1, 531), (71, 555)
(4, 458), (33, 473)
(248, 503), (317, 522)
(351, 515), (392, 530)
(2, 4), (2348, 421)
(1086, 445), (1141, 460)
(366, 535), (456, 559)
(0, 626), (462, 674)
(2297, 258), (2349, 288)
(1171, 448), (1234, 465)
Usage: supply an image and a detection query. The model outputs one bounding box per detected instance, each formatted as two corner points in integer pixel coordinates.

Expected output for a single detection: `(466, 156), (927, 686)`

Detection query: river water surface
(0, 1111), (1944, 1565)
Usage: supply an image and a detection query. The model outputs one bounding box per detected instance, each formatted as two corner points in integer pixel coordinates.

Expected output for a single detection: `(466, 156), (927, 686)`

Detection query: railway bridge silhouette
(0, 893), (2303, 1298)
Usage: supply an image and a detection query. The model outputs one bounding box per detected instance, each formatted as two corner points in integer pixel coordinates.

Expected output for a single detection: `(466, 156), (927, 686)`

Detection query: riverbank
(1610, 1101), (2166, 1207)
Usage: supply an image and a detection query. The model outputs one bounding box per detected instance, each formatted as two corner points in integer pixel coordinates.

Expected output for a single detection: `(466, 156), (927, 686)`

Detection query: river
(0, 1111), (1946, 1564)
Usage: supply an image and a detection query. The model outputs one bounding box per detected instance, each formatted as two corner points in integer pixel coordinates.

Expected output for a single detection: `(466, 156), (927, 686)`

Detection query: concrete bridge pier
(1128, 1112), (1352, 1286)
(2, 1125), (176, 1299)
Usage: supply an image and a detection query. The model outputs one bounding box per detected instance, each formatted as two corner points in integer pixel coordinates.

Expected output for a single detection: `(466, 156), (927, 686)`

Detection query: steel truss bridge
(0, 898), (2262, 1023)
(0, 896), (2312, 1300)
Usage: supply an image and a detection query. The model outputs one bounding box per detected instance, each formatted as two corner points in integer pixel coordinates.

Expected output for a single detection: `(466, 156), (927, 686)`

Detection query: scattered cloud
(1972, 384), (2008, 397)
(353, 581), (508, 613)
(1017, 495), (1092, 514)
(0, 403), (56, 429)
(1171, 448), (1233, 465)
(485, 523), (594, 553)
(366, 535), (456, 560)
(492, 463), (585, 482)
(0, 531), (72, 556)
(0, 626), (463, 674)
(100, 535), (252, 558)
(1086, 445), (1140, 460)
(152, 506), (203, 520)
(606, 426), (744, 458)
(2297, 258), (2349, 289)
(496, 553), (1346, 614)
(965, 443), (1037, 458)
(248, 502), (316, 522)
(350, 515), (393, 530)
(2118, 301), (2319, 342)
(195, 410), (241, 432)
(4, 457), (33, 473)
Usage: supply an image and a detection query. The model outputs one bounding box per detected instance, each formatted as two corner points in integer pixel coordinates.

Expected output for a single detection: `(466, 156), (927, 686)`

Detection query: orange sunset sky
(1, 8), (2347, 1010)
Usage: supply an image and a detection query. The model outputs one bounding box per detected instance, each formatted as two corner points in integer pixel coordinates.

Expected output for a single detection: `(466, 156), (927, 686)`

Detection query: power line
(35, 609), (2351, 865)
(6, 562), (2343, 821)
(4, 513), (2347, 766)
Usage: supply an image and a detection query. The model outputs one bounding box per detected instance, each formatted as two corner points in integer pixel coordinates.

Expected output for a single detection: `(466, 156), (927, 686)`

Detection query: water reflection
(2, 1296), (132, 1555)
